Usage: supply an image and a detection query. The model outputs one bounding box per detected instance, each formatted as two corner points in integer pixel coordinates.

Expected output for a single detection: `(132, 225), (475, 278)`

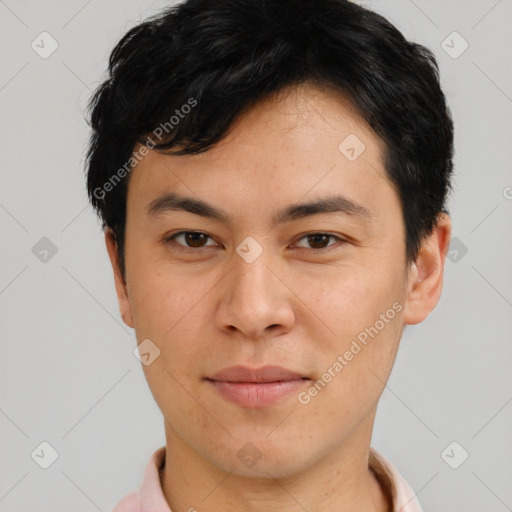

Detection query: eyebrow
(146, 192), (372, 225)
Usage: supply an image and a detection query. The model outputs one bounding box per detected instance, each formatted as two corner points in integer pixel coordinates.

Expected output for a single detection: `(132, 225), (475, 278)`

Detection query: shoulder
(111, 446), (168, 512)
(111, 490), (141, 512)
(369, 446), (424, 512)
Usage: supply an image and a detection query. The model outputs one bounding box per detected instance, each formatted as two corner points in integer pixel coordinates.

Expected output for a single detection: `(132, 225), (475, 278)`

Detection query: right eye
(164, 231), (220, 250)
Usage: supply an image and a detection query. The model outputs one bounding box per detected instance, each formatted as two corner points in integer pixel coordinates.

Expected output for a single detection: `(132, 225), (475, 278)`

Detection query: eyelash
(164, 231), (347, 252)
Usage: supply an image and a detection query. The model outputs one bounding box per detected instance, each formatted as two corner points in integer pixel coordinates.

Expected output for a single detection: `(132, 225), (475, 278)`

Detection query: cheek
(297, 264), (405, 397)
(297, 263), (402, 342)
(129, 265), (216, 371)
(129, 263), (194, 330)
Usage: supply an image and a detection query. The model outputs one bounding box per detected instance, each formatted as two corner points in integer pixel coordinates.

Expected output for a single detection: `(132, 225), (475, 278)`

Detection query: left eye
(292, 233), (344, 250)
(166, 231), (344, 250)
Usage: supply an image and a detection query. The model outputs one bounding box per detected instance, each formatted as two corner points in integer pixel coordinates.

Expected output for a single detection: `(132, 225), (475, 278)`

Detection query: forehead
(126, 83), (396, 229)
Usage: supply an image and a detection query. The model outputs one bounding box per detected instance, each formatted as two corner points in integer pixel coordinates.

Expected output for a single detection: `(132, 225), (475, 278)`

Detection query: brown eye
(293, 232), (346, 250)
(307, 234), (331, 249)
(166, 231), (217, 249)
(184, 232), (208, 247)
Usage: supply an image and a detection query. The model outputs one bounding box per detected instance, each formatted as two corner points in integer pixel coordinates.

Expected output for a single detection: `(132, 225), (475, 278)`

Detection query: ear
(104, 229), (134, 329)
(403, 213), (452, 325)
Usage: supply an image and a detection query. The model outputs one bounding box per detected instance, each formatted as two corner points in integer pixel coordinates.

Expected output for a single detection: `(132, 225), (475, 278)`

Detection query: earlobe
(104, 229), (135, 329)
(403, 213), (452, 325)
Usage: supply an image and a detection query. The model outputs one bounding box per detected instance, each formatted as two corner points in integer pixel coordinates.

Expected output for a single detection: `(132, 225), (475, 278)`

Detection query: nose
(215, 247), (295, 340)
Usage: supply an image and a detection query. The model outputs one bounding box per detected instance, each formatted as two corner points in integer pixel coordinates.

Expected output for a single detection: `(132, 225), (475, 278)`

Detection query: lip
(205, 365), (310, 408)
(210, 365), (307, 383)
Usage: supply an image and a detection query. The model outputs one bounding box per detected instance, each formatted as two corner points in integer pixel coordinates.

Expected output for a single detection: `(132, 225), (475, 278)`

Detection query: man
(85, 0), (454, 510)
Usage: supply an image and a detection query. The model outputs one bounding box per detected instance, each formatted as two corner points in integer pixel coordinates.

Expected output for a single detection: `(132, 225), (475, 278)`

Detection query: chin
(207, 439), (315, 480)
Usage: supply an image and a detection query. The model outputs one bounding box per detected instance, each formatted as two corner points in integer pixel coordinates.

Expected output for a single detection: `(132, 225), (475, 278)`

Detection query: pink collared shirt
(112, 446), (423, 512)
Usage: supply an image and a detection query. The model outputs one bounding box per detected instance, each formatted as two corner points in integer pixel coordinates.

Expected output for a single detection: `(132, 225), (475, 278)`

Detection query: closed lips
(206, 365), (310, 383)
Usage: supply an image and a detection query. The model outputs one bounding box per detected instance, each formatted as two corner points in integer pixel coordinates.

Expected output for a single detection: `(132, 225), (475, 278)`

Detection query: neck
(160, 419), (391, 512)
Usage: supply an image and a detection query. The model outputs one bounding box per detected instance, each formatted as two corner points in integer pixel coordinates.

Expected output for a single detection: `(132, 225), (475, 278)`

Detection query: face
(106, 83), (450, 478)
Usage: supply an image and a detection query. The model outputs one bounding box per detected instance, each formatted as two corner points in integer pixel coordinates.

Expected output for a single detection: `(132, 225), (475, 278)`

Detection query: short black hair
(85, 0), (454, 282)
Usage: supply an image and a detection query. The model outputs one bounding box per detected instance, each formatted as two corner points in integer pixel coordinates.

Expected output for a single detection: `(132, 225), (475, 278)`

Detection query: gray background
(1, 0), (511, 511)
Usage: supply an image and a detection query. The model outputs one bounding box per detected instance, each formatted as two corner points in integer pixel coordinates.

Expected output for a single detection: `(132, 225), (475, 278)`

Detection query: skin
(105, 82), (451, 512)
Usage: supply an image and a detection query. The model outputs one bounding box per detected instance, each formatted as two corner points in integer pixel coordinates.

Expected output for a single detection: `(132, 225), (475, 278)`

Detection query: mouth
(204, 365), (311, 408)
